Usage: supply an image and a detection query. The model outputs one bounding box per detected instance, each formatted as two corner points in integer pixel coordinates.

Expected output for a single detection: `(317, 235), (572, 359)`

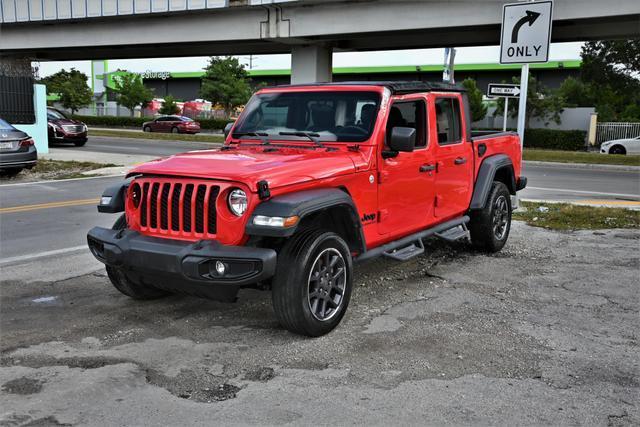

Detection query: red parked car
(89, 82), (526, 337)
(142, 116), (201, 134)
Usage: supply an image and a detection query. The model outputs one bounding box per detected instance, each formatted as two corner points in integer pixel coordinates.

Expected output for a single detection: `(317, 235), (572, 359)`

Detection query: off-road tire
(105, 214), (170, 300)
(469, 181), (512, 252)
(272, 230), (353, 337)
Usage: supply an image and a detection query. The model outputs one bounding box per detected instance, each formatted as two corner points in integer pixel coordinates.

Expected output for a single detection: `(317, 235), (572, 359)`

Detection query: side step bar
(356, 216), (470, 264)
(435, 223), (470, 242)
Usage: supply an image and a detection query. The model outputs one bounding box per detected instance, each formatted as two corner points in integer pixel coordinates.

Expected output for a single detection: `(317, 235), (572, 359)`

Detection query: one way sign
(500, 1), (553, 64)
(488, 83), (521, 98)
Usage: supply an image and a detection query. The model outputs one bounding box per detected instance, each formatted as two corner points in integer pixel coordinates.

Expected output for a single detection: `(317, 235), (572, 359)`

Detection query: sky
(36, 42), (584, 78)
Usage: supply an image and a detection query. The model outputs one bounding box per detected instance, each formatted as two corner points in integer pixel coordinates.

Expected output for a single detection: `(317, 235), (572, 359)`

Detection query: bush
(523, 129), (587, 151)
(71, 115), (233, 130)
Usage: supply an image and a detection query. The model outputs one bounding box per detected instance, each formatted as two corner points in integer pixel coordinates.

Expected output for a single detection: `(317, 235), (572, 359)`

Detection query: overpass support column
(290, 45), (333, 84)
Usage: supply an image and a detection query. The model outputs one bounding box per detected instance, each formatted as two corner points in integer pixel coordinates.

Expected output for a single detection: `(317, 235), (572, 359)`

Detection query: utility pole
(442, 47), (456, 84)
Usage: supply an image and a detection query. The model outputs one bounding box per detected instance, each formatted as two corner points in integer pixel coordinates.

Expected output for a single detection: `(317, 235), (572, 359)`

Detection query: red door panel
(431, 94), (474, 219)
(378, 95), (436, 236)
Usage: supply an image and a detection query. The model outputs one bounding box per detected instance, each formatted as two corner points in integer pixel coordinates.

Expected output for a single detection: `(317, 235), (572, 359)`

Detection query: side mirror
(388, 126), (416, 153)
(224, 122), (234, 138)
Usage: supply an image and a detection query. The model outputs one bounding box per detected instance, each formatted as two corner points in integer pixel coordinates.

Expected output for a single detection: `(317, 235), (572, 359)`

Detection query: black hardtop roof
(267, 81), (466, 95)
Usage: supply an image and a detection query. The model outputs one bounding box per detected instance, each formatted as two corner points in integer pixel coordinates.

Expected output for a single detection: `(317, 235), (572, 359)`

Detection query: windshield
(47, 109), (67, 120)
(0, 118), (15, 130)
(234, 91), (380, 142)
(180, 117), (194, 122)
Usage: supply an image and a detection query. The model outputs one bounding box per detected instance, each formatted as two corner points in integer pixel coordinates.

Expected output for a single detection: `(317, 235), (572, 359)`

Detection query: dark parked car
(142, 116), (201, 134)
(0, 118), (37, 177)
(47, 108), (88, 146)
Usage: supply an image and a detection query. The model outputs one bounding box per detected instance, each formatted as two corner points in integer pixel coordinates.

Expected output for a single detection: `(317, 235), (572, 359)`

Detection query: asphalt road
(64, 135), (216, 157)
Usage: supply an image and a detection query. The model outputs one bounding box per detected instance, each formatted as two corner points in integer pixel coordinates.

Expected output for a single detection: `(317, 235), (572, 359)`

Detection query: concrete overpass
(1, 0), (639, 82)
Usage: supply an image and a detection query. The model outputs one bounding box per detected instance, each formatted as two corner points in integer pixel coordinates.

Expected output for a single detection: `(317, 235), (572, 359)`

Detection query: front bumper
(0, 146), (37, 169)
(87, 227), (277, 300)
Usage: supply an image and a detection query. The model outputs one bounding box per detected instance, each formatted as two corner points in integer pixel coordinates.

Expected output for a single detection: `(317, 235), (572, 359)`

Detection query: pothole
(144, 368), (241, 403)
(1, 377), (44, 395)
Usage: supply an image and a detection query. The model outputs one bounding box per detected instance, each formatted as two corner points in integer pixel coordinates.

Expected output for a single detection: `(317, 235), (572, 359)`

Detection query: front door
(432, 94), (474, 219)
(378, 96), (436, 236)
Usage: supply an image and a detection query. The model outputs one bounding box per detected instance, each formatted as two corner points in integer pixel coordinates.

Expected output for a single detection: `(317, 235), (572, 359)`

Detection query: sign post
(487, 83), (521, 132)
(500, 0), (553, 147)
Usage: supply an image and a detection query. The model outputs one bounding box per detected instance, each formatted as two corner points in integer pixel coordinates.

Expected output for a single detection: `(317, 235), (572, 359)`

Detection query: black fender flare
(470, 154), (515, 210)
(246, 188), (365, 252)
(97, 180), (130, 213)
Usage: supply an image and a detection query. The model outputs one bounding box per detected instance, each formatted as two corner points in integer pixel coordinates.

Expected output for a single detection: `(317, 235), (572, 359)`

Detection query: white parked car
(600, 136), (640, 155)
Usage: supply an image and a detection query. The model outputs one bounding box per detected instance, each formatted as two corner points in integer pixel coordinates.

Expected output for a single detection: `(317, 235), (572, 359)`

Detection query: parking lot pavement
(1, 222), (638, 426)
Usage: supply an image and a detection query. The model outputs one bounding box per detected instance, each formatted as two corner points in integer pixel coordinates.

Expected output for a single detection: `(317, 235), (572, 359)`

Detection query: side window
(386, 100), (427, 148)
(435, 98), (462, 145)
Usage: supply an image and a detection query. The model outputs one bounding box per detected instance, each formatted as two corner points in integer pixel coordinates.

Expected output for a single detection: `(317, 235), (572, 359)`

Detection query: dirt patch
(243, 367), (275, 382)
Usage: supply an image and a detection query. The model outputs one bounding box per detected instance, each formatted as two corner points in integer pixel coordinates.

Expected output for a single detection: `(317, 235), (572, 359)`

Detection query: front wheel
(609, 145), (626, 155)
(0, 168), (23, 177)
(272, 230), (353, 337)
(106, 214), (170, 300)
(143, 126), (152, 133)
(469, 181), (512, 252)
(171, 127), (179, 134)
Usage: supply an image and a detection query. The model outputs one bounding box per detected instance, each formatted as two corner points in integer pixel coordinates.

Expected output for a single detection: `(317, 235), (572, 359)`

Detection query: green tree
(113, 73), (154, 117)
(40, 68), (93, 114)
(200, 57), (252, 118)
(494, 75), (565, 128)
(159, 94), (180, 115)
(557, 76), (594, 108)
(579, 39), (640, 121)
(461, 78), (487, 122)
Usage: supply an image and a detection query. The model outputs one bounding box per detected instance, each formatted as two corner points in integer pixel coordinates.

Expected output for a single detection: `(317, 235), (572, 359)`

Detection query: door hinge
(378, 209), (388, 222)
(435, 195), (443, 207)
(378, 171), (389, 184)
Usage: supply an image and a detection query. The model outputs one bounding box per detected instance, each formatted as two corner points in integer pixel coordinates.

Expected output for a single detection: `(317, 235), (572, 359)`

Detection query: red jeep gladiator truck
(88, 82), (526, 336)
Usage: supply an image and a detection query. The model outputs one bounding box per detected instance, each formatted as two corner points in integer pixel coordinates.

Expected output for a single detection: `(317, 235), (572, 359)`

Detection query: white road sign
(500, 0), (553, 64)
(488, 83), (521, 98)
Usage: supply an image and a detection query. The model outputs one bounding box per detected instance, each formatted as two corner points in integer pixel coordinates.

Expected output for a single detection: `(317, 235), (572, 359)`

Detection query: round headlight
(228, 189), (247, 216)
(130, 183), (142, 209)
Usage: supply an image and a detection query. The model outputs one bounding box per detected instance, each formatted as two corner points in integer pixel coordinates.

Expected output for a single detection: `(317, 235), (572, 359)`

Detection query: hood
(49, 118), (83, 126)
(129, 145), (362, 189)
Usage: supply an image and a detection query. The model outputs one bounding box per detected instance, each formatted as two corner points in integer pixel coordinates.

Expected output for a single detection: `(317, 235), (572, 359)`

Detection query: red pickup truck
(88, 82), (526, 336)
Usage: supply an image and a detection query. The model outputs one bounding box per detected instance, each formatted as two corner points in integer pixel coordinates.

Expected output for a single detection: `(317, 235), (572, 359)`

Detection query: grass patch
(524, 149), (640, 166)
(1, 159), (119, 182)
(514, 201), (640, 230)
(91, 129), (225, 144)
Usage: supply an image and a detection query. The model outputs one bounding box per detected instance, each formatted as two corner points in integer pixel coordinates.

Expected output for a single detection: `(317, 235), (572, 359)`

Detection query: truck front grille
(136, 178), (220, 238)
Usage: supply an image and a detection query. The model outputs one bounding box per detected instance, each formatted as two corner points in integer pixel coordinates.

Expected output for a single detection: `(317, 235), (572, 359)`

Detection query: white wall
(474, 106), (596, 131)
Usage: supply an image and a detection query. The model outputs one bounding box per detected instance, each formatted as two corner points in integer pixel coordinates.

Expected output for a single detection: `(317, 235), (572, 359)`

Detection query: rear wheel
(106, 214), (170, 300)
(272, 230), (353, 337)
(469, 181), (512, 252)
(171, 127), (179, 134)
(610, 145), (626, 155)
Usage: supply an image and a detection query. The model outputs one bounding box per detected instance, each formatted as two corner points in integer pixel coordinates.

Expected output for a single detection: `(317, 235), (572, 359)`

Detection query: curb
(524, 160), (640, 172)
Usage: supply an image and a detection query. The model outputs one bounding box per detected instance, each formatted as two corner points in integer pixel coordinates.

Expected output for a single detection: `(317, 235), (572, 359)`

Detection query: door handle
(419, 164), (436, 172)
(454, 157), (467, 165)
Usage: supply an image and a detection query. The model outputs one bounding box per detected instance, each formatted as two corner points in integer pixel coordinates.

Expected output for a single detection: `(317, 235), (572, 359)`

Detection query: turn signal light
(253, 215), (299, 227)
(19, 138), (34, 147)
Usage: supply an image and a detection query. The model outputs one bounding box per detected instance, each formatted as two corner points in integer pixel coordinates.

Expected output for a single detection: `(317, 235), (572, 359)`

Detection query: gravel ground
(1, 222), (638, 426)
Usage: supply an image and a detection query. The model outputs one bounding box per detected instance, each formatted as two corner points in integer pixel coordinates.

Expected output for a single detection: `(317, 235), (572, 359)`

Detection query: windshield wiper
(279, 131), (325, 148)
(232, 131), (271, 144)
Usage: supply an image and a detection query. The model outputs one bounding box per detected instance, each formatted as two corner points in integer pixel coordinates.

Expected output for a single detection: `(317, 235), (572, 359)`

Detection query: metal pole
(517, 63), (529, 149)
(503, 97), (509, 132)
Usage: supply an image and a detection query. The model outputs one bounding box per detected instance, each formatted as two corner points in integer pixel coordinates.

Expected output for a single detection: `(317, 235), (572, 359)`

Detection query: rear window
(0, 118), (15, 130)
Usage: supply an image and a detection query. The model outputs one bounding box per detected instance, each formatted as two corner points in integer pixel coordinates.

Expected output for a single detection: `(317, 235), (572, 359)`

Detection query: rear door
(378, 95), (436, 236)
(431, 94), (474, 219)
